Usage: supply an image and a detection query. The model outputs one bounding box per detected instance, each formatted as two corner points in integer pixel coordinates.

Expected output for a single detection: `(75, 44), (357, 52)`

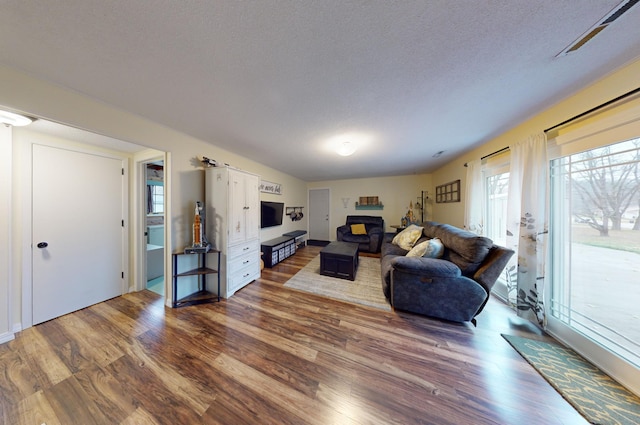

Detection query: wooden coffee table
(320, 241), (359, 280)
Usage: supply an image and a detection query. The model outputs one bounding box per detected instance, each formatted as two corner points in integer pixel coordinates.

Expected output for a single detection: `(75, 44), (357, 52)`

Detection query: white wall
(0, 65), (308, 334)
(308, 174), (432, 239)
(0, 125), (13, 343)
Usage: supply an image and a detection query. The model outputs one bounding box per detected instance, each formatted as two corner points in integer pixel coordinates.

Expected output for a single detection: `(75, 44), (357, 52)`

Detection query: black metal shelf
(172, 250), (221, 308)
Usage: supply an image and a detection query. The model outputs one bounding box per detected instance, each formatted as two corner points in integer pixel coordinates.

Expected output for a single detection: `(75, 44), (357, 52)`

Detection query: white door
(32, 144), (124, 325)
(309, 188), (330, 241)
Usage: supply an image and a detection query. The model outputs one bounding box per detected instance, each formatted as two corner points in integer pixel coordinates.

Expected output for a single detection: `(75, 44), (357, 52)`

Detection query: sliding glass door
(548, 137), (640, 390)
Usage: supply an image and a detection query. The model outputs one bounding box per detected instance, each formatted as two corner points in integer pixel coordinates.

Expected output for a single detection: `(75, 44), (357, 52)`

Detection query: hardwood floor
(0, 245), (588, 424)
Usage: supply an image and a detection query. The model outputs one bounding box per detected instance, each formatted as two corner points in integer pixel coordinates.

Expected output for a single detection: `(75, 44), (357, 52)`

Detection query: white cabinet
(206, 167), (261, 298)
(228, 169), (260, 245)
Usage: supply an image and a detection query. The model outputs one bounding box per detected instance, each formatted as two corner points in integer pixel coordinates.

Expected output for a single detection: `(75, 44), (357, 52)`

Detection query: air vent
(556, 0), (640, 57)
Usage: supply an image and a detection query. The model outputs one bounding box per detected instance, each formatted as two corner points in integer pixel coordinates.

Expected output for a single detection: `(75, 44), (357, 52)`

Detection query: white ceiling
(2, 1), (640, 181)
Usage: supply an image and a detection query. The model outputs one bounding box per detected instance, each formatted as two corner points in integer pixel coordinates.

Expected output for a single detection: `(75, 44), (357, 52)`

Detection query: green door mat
(502, 334), (640, 425)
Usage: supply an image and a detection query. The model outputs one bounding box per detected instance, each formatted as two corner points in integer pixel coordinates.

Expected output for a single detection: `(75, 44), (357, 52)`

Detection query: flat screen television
(260, 201), (284, 228)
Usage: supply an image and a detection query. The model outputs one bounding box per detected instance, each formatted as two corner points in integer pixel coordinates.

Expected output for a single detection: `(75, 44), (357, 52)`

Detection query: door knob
(37, 242), (48, 249)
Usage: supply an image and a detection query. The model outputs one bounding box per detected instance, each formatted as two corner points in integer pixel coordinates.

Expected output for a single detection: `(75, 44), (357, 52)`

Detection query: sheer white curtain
(505, 133), (549, 326)
(464, 159), (484, 235)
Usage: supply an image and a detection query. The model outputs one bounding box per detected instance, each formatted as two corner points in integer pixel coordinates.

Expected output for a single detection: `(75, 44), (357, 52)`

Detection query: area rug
(502, 334), (640, 425)
(284, 255), (391, 311)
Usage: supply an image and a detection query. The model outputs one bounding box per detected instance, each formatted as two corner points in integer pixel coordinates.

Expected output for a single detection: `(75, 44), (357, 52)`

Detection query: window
(549, 138), (640, 368)
(482, 159), (510, 299)
(148, 183), (164, 214)
(485, 171), (509, 248)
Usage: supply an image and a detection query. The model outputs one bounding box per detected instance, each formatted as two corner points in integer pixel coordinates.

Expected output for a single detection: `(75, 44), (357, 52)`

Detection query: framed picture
(435, 179), (460, 203)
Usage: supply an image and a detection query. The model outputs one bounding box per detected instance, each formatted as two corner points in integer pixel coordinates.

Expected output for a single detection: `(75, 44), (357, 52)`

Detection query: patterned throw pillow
(392, 224), (423, 250)
(406, 238), (444, 258)
(350, 223), (367, 235)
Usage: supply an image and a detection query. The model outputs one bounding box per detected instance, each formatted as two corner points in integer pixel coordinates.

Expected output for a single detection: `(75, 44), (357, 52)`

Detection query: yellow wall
(431, 58), (640, 227)
(308, 174), (432, 238)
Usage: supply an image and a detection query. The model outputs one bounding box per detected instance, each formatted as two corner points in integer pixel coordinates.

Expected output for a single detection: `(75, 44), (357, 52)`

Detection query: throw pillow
(350, 223), (367, 235)
(406, 240), (429, 257)
(406, 238), (444, 258)
(392, 224), (423, 250)
(423, 237), (444, 258)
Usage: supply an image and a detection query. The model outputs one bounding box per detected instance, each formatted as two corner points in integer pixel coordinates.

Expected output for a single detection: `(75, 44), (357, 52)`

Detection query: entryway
(308, 188), (330, 245)
(143, 159), (165, 297)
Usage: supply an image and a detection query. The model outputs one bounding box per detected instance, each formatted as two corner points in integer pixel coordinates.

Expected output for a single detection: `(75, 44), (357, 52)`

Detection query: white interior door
(32, 144), (124, 325)
(309, 188), (330, 241)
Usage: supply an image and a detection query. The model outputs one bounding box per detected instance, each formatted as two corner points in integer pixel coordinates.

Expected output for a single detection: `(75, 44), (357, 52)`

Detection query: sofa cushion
(381, 241), (408, 257)
(421, 221), (440, 238)
(434, 224), (493, 277)
(380, 254), (397, 298)
(391, 256), (462, 278)
(342, 233), (371, 244)
(350, 223), (367, 235)
(381, 254), (461, 298)
(392, 224), (423, 250)
(345, 215), (384, 229)
(406, 238), (444, 258)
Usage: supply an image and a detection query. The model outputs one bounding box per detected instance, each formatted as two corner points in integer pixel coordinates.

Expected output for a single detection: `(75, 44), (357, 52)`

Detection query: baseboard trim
(0, 331), (15, 344)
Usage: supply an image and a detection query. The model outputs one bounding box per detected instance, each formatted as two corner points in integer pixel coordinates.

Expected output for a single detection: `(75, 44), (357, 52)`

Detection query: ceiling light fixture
(324, 131), (373, 157)
(337, 141), (357, 156)
(0, 109), (33, 127)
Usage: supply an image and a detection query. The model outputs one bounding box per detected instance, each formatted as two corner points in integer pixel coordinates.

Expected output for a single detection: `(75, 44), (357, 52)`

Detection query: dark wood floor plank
(200, 366), (306, 425)
(0, 349), (41, 407)
(119, 407), (161, 425)
(57, 312), (125, 368)
(195, 322), (322, 399)
(73, 363), (138, 424)
(126, 337), (214, 416)
(8, 389), (62, 425)
(13, 327), (72, 389)
(105, 354), (205, 425)
(134, 326), (227, 399)
(222, 294), (351, 351)
(43, 375), (111, 425)
(89, 300), (152, 339)
(0, 245), (590, 425)
(211, 352), (336, 425)
(200, 308), (319, 362)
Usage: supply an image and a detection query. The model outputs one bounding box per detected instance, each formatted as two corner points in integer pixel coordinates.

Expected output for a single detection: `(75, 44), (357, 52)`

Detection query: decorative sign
(355, 195), (383, 210)
(260, 180), (282, 195)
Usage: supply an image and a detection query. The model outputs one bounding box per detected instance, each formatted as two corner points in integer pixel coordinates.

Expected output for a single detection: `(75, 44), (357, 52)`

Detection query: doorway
(308, 188), (330, 245)
(143, 160), (165, 297)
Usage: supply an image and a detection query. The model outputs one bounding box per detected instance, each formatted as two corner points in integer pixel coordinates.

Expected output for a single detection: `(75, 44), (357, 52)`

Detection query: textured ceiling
(2, 1), (640, 181)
